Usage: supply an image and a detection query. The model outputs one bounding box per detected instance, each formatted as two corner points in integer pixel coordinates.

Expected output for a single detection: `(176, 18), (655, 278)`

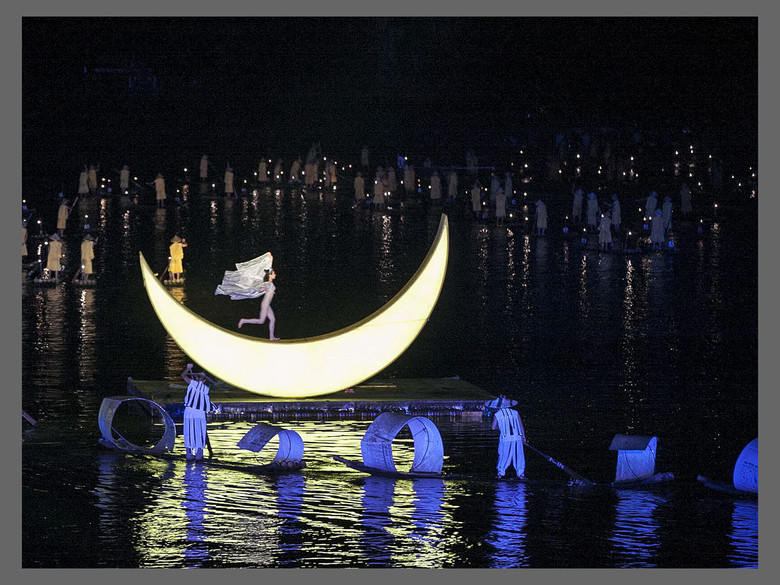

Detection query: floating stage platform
(127, 376), (494, 419)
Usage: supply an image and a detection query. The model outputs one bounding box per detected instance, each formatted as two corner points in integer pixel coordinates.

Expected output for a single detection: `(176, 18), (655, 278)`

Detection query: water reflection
(274, 473), (305, 565)
(358, 476), (453, 567)
(76, 288), (97, 383)
(376, 214), (396, 297)
(609, 489), (664, 567)
(163, 286), (188, 378)
(360, 477), (394, 565)
(621, 260), (644, 429)
(486, 480), (529, 567)
(728, 500), (758, 568)
(182, 461), (210, 566)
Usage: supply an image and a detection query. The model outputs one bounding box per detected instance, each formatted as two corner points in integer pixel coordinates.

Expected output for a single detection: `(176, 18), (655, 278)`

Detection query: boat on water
(697, 438), (758, 499)
(608, 434), (675, 488)
(333, 412), (446, 479)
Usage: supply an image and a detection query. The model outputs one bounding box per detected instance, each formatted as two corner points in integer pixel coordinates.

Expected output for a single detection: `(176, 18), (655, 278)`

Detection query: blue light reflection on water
(22, 182), (757, 567)
(729, 500), (758, 568)
(609, 490), (664, 568)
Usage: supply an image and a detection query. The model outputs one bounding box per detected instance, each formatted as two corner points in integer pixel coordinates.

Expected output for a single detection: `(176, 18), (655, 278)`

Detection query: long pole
(205, 435), (214, 458)
(523, 440), (594, 486)
(66, 197), (79, 217)
(158, 259), (171, 283)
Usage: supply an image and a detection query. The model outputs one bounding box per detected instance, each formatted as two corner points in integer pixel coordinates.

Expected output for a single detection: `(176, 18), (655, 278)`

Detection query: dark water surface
(22, 178), (757, 567)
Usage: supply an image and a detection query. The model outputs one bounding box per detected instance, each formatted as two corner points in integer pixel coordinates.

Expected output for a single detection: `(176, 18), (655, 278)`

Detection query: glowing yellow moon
(140, 213), (449, 398)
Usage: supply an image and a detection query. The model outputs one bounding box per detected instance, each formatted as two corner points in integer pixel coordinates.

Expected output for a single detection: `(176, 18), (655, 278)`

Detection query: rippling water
(22, 171), (757, 567)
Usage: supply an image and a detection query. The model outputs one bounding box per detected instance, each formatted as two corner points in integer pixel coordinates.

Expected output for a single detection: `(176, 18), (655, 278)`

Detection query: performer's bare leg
(239, 306), (279, 340)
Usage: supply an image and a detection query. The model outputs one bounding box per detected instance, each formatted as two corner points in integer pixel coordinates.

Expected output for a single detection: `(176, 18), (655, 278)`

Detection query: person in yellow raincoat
(46, 233), (63, 283)
(80, 233), (96, 282)
(57, 199), (72, 236)
(168, 235), (188, 282)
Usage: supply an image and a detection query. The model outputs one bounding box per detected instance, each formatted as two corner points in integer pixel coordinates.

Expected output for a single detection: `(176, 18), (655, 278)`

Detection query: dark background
(23, 17), (757, 182)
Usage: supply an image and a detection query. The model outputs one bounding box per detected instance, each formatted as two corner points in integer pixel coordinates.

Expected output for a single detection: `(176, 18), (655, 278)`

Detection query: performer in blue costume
(486, 396), (527, 479)
(181, 364), (218, 460)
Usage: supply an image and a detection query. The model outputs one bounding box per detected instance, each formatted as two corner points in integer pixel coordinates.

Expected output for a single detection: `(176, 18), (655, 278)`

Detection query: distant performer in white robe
(535, 199), (547, 235)
(224, 166), (234, 195)
(447, 170), (458, 200)
(151, 174), (166, 208)
(78, 166), (89, 195)
(430, 171), (441, 201)
(119, 165), (130, 193)
(258, 158), (268, 183)
(495, 188), (507, 225)
(199, 155), (209, 180)
(610, 194), (621, 231)
(404, 165), (416, 194)
(651, 209), (665, 249)
(504, 172), (513, 202)
(487, 396), (526, 479)
(373, 169), (386, 209)
(662, 196), (673, 231)
(290, 158), (302, 184)
(386, 166), (397, 194)
(471, 182), (482, 218)
(304, 160), (318, 189)
(181, 364), (217, 460)
(572, 188), (583, 223)
(599, 211), (612, 251)
(645, 191), (658, 221)
(326, 159), (338, 188)
(354, 171), (365, 203)
(273, 159), (283, 184)
(88, 165), (98, 194)
(586, 192), (599, 231)
(489, 173), (500, 204)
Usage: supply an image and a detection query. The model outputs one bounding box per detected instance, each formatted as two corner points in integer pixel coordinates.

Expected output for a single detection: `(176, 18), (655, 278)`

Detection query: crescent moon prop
(139, 213), (450, 398)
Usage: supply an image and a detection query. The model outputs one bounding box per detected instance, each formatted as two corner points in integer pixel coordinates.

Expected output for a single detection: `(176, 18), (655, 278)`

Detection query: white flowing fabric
(214, 252), (274, 300)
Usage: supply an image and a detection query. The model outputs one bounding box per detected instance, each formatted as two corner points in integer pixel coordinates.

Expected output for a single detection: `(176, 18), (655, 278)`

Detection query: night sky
(22, 17), (757, 176)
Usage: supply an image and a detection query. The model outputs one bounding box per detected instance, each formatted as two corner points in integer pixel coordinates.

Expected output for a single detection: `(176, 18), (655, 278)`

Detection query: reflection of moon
(140, 214), (449, 398)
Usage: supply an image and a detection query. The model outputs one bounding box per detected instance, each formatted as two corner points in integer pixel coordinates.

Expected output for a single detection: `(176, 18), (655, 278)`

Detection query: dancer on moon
(238, 268), (279, 340)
